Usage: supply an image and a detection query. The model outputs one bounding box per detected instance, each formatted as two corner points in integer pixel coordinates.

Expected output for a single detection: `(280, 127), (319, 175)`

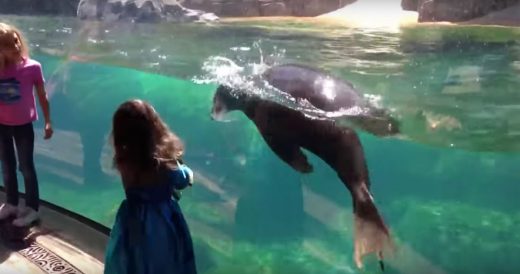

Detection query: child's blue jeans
(0, 123), (39, 211)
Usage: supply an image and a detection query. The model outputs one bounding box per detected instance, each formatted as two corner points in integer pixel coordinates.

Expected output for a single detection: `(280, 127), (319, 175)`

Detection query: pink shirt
(0, 58), (44, 126)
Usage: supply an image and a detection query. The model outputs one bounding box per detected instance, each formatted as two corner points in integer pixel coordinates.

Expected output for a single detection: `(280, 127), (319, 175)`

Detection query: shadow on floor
(0, 218), (53, 264)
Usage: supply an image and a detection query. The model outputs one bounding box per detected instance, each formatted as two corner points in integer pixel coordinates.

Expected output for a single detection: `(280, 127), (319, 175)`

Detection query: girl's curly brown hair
(111, 99), (184, 178)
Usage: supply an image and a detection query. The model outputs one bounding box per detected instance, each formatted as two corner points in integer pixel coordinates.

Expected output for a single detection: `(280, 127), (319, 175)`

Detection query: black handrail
(0, 186), (110, 236)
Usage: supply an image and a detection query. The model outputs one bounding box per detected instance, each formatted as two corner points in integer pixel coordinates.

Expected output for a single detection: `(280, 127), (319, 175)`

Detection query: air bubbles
(230, 47), (251, 52)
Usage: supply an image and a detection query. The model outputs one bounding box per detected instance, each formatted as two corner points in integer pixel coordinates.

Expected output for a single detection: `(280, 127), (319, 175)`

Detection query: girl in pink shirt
(0, 22), (53, 227)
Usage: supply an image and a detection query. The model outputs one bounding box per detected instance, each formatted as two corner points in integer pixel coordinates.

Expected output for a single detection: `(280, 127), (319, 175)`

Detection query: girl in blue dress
(104, 99), (197, 274)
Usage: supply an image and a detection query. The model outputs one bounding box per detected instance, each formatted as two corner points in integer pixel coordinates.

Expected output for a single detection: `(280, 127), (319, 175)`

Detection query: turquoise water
(3, 15), (520, 273)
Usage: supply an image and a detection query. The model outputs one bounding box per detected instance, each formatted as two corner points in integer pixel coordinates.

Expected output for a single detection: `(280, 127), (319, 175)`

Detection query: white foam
(193, 41), (376, 120)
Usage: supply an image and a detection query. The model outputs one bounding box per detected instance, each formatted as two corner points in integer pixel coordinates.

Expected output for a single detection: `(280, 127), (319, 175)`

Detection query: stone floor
(0, 191), (107, 274)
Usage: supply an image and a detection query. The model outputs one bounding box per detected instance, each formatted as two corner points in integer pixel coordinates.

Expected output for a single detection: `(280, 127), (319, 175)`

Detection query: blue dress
(104, 165), (197, 274)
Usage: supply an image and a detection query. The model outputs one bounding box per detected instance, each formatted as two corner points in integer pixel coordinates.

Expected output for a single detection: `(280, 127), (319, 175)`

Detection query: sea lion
(210, 83), (394, 270)
(261, 64), (400, 137)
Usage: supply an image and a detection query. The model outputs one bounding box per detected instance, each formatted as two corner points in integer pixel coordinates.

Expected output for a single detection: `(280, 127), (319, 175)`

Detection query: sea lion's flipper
(263, 136), (313, 174)
(332, 131), (394, 269)
(351, 184), (395, 270)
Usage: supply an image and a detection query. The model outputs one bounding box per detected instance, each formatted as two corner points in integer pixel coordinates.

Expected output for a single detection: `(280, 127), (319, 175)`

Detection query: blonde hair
(0, 22), (29, 68)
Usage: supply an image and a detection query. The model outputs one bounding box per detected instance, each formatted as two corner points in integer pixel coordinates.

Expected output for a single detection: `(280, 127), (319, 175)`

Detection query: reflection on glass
(1, 4), (519, 273)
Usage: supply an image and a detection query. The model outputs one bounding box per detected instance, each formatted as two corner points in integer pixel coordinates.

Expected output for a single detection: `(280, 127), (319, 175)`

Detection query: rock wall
(181, 0), (355, 17)
(401, 0), (520, 22)
(0, 0), (79, 16)
(77, 0), (218, 23)
(462, 2), (520, 26)
(0, 0), (353, 19)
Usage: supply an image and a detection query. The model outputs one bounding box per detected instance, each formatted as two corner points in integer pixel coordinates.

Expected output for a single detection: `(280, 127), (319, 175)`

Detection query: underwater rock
(77, 0), (219, 23)
(181, 0), (355, 17)
(0, 0), (79, 16)
(441, 65), (482, 95)
(402, 0), (520, 23)
(391, 199), (520, 274)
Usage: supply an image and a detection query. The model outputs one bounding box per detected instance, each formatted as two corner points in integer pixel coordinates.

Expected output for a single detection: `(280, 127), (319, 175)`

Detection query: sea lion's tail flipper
(352, 185), (395, 271)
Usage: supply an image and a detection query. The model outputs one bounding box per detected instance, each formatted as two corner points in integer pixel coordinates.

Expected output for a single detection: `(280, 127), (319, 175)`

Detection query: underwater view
(2, 11), (520, 274)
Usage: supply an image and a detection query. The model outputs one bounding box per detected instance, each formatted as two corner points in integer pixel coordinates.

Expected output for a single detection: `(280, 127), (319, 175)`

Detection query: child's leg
(12, 123), (39, 211)
(0, 124), (19, 207)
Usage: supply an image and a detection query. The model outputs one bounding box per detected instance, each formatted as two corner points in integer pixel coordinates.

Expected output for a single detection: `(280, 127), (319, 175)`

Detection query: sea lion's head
(342, 108), (401, 137)
(211, 85), (249, 121)
(358, 108), (401, 137)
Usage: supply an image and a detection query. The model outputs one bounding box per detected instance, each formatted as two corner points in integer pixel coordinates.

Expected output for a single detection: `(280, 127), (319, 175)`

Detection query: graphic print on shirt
(0, 77), (21, 104)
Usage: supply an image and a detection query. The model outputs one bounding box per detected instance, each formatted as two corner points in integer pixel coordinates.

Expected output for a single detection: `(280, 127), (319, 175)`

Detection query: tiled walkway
(0, 192), (107, 274)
